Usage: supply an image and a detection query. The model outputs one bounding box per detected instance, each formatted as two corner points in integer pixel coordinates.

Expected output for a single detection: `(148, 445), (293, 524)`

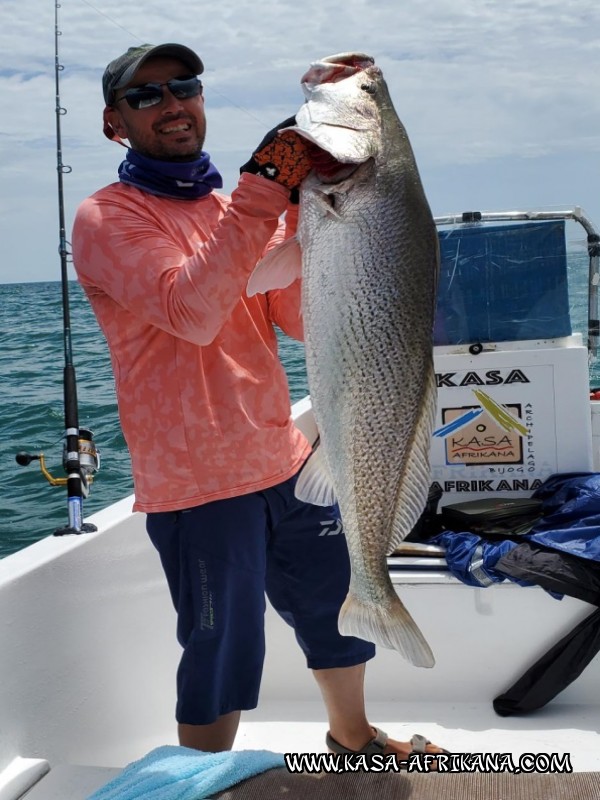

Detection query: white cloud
(2, 0), (600, 281)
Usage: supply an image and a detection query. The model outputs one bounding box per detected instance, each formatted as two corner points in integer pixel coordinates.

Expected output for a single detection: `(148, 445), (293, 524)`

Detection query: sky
(2, 0), (600, 283)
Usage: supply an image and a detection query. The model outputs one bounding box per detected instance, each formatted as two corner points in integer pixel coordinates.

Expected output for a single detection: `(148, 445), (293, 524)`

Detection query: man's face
(107, 56), (206, 161)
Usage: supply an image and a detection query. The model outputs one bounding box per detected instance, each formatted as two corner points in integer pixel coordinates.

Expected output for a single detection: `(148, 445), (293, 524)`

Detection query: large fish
(248, 53), (439, 667)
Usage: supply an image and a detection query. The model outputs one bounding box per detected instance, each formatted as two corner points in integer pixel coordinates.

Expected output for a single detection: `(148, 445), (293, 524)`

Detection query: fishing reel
(16, 427), (100, 498)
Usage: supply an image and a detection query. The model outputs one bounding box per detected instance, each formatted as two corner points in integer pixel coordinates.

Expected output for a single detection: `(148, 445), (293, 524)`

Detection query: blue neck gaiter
(118, 149), (223, 200)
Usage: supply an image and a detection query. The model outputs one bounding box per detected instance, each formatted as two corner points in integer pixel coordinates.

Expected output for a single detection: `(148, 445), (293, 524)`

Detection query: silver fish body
(296, 54), (439, 667)
(248, 54), (439, 666)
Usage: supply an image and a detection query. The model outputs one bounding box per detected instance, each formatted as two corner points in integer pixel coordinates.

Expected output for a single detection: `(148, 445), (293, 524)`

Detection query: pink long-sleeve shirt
(72, 172), (311, 513)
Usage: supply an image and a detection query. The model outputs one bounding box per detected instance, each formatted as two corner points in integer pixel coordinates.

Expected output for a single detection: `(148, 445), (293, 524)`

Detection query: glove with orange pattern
(240, 116), (312, 196)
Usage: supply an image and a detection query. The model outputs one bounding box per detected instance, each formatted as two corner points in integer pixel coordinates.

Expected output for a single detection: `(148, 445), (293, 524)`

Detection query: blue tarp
(434, 220), (570, 345)
(430, 473), (600, 589)
(429, 530), (529, 588)
(526, 472), (600, 562)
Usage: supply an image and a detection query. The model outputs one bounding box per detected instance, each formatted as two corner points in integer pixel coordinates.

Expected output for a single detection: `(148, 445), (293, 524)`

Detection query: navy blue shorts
(146, 473), (375, 725)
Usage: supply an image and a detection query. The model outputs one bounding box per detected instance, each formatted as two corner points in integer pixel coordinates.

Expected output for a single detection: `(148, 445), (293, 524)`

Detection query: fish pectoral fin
(314, 189), (342, 219)
(246, 237), (303, 297)
(294, 444), (337, 506)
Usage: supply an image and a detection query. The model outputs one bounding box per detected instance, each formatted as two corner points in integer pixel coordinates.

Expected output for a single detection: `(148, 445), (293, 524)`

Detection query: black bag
(496, 542), (600, 606)
(493, 607), (600, 716)
(441, 497), (543, 537)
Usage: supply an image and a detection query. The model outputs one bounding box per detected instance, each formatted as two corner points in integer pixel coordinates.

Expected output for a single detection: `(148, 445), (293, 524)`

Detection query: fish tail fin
(338, 591), (435, 668)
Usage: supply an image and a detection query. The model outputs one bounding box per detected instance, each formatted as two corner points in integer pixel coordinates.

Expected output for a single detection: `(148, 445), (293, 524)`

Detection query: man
(72, 43), (446, 760)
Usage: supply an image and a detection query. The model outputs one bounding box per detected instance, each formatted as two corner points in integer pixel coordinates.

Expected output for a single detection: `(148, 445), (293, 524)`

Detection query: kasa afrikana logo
(433, 388), (529, 467)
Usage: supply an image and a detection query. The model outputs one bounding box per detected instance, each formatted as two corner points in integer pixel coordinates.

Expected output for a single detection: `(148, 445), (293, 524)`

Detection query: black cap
(103, 43), (204, 105)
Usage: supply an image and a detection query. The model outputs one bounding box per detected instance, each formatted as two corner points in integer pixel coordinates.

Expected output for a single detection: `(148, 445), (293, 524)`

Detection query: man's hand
(240, 117), (312, 193)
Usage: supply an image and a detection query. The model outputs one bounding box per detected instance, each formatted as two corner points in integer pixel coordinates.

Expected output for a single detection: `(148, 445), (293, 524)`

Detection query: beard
(127, 114), (206, 162)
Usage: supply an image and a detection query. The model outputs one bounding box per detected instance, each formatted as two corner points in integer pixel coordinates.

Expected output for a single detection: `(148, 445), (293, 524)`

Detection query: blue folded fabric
(429, 530), (525, 587)
(87, 745), (285, 800)
(526, 472), (600, 562)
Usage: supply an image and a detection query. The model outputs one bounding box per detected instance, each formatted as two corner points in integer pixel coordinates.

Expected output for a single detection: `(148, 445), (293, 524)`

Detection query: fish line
(74, 0), (266, 126)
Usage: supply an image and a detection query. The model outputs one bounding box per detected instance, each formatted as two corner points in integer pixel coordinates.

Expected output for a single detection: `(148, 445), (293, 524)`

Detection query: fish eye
(360, 82), (376, 95)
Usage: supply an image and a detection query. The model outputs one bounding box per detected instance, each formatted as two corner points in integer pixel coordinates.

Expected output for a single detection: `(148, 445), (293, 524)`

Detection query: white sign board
(430, 338), (593, 507)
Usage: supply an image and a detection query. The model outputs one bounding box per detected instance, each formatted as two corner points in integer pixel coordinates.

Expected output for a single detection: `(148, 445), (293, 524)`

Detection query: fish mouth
(298, 136), (364, 182)
(316, 162), (361, 184)
(302, 52), (375, 85)
(319, 52), (375, 71)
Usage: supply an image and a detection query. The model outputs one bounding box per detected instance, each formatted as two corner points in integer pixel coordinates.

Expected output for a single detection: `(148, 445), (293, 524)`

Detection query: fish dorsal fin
(388, 366), (438, 553)
(294, 441), (337, 507)
(246, 237), (302, 297)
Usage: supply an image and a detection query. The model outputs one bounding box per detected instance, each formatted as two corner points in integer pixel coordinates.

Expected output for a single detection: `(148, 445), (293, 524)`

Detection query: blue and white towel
(87, 745), (285, 800)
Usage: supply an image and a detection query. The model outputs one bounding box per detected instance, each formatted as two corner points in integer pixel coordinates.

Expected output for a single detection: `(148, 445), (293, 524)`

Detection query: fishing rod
(15, 1), (99, 535)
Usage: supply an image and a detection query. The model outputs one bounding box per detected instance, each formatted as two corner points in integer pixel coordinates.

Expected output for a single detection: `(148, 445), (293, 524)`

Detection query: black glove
(240, 116), (312, 195)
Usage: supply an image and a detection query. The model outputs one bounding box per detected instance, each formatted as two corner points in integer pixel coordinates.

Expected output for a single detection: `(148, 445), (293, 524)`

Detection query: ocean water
(0, 281), (308, 558)
(0, 252), (597, 558)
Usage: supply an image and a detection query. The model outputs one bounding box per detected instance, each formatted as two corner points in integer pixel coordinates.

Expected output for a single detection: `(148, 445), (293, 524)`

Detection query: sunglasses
(115, 76), (203, 110)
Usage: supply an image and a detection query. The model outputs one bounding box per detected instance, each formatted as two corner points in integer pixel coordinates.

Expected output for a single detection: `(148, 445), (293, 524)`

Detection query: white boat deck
(1, 496), (599, 796)
(239, 701), (600, 769)
(14, 703), (600, 799)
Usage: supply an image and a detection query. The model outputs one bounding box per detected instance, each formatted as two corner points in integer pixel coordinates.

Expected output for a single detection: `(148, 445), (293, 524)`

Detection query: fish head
(292, 52), (387, 174)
